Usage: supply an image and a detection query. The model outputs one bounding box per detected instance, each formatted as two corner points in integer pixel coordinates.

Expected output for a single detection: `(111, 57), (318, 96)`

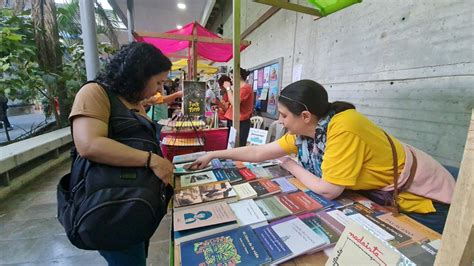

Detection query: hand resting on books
(188, 153), (213, 170)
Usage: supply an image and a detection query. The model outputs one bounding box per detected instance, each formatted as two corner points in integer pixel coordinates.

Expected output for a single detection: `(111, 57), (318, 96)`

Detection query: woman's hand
(223, 81), (232, 90)
(188, 154), (214, 170)
(149, 154), (174, 185)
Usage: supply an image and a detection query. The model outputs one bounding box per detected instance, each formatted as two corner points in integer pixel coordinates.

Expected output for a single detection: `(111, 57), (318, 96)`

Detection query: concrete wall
(221, 0), (474, 167)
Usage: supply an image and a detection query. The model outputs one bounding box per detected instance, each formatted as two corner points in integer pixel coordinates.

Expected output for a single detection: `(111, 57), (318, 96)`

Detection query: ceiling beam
(134, 31), (251, 46)
(107, 0), (128, 26)
(241, 5), (281, 40)
(252, 0), (322, 17)
(201, 0), (216, 26)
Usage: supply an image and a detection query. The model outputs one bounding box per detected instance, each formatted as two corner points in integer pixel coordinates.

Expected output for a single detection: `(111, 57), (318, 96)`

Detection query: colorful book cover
(239, 168), (257, 181)
(266, 165), (293, 179)
(272, 177), (298, 193)
(277, 194), (306, 214)
(232, 182), (258, 200)
(255, 196), (292, 221)
(250, 166), (273, 179)
(326, 222), (403, 266)
(180, 171), (218, 188)
(183, 81), (206, 116)
(395, 215), (440, 241)
(342, 192), (387, 216)
(305, 191), (341, 209)
(180, 226), (271, 266)
(298, 212), (339, 245)
(229, 199), (267, 227)
(254, 225), (292, 262)
(212, 169), (230, 182)
(287, 191), (324, 212)
(249, 179), (281, 197)
(174, 181), (237, 208)
(224, 168), (243, 183)
(222, 159), (236, 169)
(360, 213), (413, 248)
(174, 201), (237, 231)
(210, 159), (223, 169)
(270, 216), (328, 264)
(287, 177), (309, 191)
(318, 210), (347, 234)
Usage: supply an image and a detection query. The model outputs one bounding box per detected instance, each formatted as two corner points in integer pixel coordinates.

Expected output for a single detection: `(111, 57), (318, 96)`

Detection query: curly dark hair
(217, 75), (232, 87)
(96, 42), (172, 103)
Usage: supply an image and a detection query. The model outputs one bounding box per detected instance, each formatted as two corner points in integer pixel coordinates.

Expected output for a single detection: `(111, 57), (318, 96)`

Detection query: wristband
(145, 151), (153, 168)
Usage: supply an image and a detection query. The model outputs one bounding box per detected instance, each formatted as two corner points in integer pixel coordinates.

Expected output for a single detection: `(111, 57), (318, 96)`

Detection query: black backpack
(57, 82), (173, 250)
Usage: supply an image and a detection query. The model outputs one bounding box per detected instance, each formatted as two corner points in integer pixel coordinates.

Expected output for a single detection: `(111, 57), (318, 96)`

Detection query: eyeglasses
(279, 94), (309, 112)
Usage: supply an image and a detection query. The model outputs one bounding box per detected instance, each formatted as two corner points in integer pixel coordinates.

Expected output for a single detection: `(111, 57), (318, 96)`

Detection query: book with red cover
(249, 179), (281, 197)
(239, 168), (257, 181)
(277, 191), (323, 214)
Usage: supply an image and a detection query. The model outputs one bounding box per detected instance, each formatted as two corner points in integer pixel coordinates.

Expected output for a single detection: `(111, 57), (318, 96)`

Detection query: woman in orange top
(222, 68), (254, 146)
(191, 80), (455, 233)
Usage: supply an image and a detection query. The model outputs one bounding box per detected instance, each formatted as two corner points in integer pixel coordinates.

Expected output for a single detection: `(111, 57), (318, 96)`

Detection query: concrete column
(79, 0), (99, 80)
(127, 0), (134, 43)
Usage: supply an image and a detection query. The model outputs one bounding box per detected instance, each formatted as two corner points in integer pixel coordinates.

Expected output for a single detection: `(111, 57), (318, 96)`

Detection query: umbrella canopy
(172, 59), (218, 74)
(135, 21), (249, 62)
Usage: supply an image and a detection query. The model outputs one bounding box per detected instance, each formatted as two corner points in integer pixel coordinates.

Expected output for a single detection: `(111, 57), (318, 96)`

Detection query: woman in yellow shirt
(191, 79), (455, 233)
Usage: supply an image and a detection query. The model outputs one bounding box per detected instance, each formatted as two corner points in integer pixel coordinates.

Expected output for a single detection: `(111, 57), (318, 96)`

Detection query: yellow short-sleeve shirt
(277, 109), (435, 213)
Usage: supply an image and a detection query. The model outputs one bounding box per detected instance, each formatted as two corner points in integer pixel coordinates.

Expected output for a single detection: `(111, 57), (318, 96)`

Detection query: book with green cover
(255, 196), (292, 221)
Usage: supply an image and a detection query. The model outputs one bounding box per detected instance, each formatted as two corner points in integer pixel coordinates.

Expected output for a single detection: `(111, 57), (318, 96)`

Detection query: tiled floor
(0, 161), (171, 266)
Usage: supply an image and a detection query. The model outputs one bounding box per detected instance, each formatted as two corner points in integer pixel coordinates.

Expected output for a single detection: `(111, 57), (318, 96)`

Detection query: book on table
(179, 170), (218, 188)
(232, 182), (258, 200)
(174, 181), (237, 209)
(180, 225), (271, 266)
(249, 179), (281, 197)
(254, 196), (292, 221)
(229, 199), (268, 228)
(173, 201), (237, 232)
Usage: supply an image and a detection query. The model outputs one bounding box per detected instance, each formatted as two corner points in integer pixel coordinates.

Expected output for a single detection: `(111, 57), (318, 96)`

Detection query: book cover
(254, 225), (292, 262)
(224, 168), (243, 183)
(210, 159), (223, 169)
(239, 168), (257, 181)
(232, 182), (258, 200)
(255, 196), (292, 221)
(174, 162), (212, 175)
(174, 201), (237, 231)
(272, 177), (298, 193)
(348, 213), (395, 241)
(277, 194), (306, 214)
(360, 213), (413, 248)
(287, 191), (324, 212)
(229, 199), (267, 227)
(249, 179), (281, 197)
(183, 81), (206, 117)
(174, 181), (237, 208)
(180, 171), (218, 188)
(398, 242), (437, 266)
(172, 151), (207, 164)
(180, 226), (271, 266)
(174, 221), (239, 245)
(326, 222), (403, 266)
(212, 169), (230, 182)
(266, 165), (293, 179)
(234, 161), (247, 169)
(305, 191), (341, 209)
(319, 210), (348, 234)
(395, 215), (440, 241)
(298, 212), (339, 245)
(287, 177), (309, 191)
(251, 166), (273, 179)
(246, 128), (268, 146)
(342, 192), (387, 216)
(270, 216), (328, 264)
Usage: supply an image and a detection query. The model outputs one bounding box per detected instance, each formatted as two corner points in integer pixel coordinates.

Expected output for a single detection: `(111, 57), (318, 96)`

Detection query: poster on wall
(249, 58), (283, 119)
(248, 72), (254, 90)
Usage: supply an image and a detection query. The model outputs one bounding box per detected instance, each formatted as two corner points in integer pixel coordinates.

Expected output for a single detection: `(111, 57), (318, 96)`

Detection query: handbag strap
(383, 131), (400, 215)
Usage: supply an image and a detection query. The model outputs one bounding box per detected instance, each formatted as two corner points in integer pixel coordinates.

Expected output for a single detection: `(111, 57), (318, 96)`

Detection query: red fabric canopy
(135, 22), (249, 62)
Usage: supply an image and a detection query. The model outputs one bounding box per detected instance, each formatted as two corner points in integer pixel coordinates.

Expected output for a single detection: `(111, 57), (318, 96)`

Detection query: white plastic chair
(266, 120), (287, 143)
(250, 116), (264, 129)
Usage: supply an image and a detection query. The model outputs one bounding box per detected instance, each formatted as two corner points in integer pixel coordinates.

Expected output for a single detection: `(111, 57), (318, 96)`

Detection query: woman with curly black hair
(68, 42), (174, 265)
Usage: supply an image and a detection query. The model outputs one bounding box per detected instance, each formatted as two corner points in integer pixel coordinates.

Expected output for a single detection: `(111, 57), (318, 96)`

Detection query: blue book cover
(211, 159), (223, 169)
(305, 191), (341, 209)
(254, 225), (292, 262)
(180, 226), (271, 266)
(212, 169), (229, 181)
(224, 169), (243, 183)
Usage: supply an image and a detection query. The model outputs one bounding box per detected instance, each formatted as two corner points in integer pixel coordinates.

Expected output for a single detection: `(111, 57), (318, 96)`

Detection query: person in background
(0, 93), (12, 129)
(222, 68), (254, 146)
(205, 81), (216, 113)
(213, 75), (232, 125)
(69, 42), (174, 265)
(190, 79), (455, 234)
